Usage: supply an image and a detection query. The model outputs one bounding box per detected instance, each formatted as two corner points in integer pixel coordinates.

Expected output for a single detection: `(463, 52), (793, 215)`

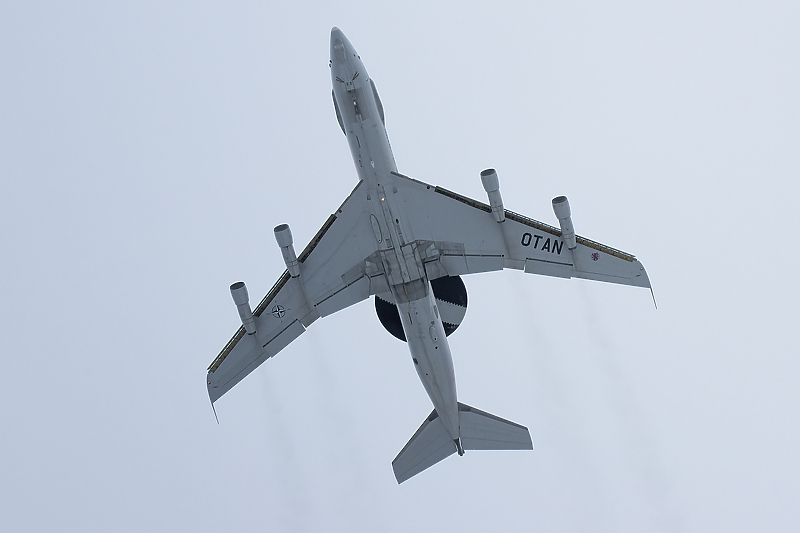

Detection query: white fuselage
(330, 28), (460, 443)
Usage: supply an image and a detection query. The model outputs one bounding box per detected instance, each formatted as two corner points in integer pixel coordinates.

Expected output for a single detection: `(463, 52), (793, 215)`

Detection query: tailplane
(391, 403), (533, 483)
(458, 403), (534, 451)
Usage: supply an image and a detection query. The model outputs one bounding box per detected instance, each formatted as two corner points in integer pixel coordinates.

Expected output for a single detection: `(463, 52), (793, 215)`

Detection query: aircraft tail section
(392, 410), (458, 484)
(391, 403), (533, 483)
(457, 403), (534, 451)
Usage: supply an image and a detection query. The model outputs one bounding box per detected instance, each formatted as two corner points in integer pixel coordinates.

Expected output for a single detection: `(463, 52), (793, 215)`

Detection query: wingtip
(650, 287), (658, 310)
(211, 401), (219, 424)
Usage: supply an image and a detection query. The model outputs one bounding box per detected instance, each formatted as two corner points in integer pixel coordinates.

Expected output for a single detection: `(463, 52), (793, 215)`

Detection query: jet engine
(274, 224), (301, 277)
(230, 281), (257, 335)
(369, 79), (385, 125)
(481, 168), (505, 223)
(375, 275), (468, 342)
(332, 90), (345, 134)
(551, 196), (577, 250)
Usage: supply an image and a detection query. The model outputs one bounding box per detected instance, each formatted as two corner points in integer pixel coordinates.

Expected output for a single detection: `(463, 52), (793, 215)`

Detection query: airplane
(206, 27), (652, 484)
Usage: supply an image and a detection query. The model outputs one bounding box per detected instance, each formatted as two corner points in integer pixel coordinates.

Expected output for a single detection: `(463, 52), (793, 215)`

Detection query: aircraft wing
(388, 171), (651, 288)
(207, 180), (383, 403)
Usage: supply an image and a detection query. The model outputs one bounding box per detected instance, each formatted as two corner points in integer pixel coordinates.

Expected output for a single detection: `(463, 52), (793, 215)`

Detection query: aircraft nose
(330, 27), (348, 61)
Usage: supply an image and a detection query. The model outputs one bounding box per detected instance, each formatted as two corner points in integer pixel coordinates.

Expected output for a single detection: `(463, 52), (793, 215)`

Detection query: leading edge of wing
(428, 177), (639, 263)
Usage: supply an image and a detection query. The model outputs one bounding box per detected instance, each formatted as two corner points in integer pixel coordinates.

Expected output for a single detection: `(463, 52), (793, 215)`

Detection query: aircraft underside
(206, 27), (651, 483)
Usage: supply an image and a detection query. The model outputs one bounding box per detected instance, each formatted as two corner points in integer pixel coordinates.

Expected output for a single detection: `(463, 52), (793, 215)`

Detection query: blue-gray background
(2, 1), (798, 531)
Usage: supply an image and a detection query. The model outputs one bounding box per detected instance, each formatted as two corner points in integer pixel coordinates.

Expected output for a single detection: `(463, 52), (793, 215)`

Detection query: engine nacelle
(375, 276), (468, 342)
(480, 168), (505, 223)
(332, 90), (346, 134)
(369, 79), (385, 125)
(552, 196), (577, 250)
(274, 224), (301, 277)
(230, 281), (257, 335)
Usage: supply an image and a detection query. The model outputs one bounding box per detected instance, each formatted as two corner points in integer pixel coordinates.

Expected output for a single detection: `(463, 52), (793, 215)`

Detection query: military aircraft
(207, 27), (651, 483)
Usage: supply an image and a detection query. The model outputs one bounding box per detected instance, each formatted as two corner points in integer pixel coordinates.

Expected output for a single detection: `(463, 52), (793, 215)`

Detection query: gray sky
(2, 1), (799, 531)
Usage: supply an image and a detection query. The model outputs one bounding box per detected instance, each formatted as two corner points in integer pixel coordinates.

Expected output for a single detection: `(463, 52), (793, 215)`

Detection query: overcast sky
(2, 1), (799, 531)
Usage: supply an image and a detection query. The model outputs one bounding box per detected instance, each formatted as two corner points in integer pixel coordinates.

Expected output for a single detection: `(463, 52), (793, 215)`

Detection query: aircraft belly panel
(394, 284), (459, 441)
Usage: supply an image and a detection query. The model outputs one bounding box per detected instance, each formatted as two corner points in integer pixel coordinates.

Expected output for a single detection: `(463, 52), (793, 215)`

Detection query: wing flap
(439, 253), (505, 277)
(315, 274), (371, 317)
(524, 257), (573, 278)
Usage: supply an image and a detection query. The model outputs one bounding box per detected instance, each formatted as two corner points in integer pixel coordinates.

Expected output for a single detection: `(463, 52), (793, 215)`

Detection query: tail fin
(391, 403), (533, 483)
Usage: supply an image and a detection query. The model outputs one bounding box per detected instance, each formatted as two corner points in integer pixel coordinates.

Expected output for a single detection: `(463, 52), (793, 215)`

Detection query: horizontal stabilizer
(392, 404), (533, 483)
(458, 403), (533, 451)
(392, 410), (457, 484)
